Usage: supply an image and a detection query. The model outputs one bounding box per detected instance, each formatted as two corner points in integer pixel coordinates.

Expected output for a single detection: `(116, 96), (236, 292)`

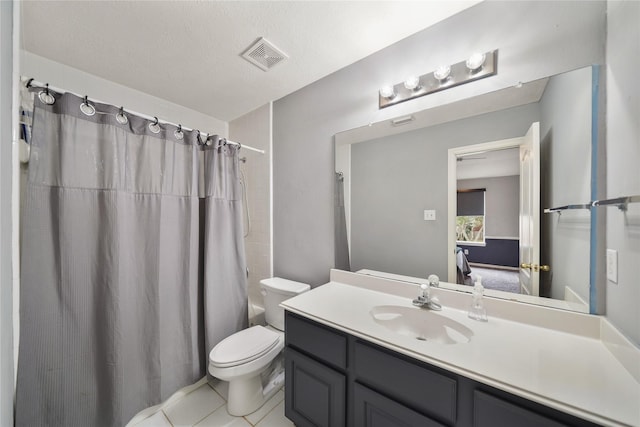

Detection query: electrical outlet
(606, 249), (618, 283)
(423, 210), (436, 221)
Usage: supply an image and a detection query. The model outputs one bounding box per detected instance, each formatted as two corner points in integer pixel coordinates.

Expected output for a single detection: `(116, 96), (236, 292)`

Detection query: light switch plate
(423, 210), (436, 221)
(606, 249), (618, 283)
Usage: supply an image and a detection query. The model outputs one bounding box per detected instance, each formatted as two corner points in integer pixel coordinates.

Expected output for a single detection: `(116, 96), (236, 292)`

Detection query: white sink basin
(370, 305), (473, 345)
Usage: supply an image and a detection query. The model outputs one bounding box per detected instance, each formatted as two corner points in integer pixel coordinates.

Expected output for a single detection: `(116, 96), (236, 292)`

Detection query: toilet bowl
(208, 277), (310, 416)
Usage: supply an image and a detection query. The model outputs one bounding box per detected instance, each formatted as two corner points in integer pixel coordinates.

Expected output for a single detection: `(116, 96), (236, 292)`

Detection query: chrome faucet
(412, 274), (442, 311)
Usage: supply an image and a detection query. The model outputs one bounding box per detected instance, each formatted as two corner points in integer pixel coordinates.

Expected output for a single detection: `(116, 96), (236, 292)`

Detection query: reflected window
(456, 189), (485, 244)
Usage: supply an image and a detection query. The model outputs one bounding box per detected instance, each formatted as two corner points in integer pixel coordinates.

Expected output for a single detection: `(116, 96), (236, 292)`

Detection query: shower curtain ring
(196, 130), (203, 145)
(116, 106), (128, 125)
(25, 78), (34, 88)
(80, 95), (96, 116)
(174, 124), (184, 140)
(148, 116), (161, 134)
(38, 83), (56, 105)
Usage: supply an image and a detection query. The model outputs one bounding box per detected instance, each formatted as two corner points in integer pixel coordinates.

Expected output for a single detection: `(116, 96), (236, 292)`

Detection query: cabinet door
(285, 312), (348, 370)
(285, 348), (346, 427)
(354, 383), (446, 427)
(354, 340), (457, 424)
(474, 391), (569, 427)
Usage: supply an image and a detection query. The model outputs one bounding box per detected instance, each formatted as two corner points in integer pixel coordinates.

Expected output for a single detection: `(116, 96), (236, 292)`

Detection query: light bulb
(466, 52), (486, 71)
(379, 85), (396, 99)
(433, 65), (451, 81)
(403, 76), (420, 91)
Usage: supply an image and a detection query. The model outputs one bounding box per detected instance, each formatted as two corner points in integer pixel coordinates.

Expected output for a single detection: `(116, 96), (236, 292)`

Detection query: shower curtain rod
(24, 77), (266, 155)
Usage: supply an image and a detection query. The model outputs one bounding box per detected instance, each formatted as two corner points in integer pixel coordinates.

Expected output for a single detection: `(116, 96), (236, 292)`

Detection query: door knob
(521, 263), (551, 272)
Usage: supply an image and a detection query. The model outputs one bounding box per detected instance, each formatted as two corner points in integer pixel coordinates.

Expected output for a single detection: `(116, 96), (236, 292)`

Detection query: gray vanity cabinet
(285, 348), (346, 427)
(284, 311), (602, 427)
(285, 312), (348, 427)
(473, 390), (568, 427)
(353, 339), (457, 424)
(353, 383), (446, 427)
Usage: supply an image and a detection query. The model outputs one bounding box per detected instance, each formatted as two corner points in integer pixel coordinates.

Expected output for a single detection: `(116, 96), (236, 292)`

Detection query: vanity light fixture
(379, 85), (397, 99)
(465, 52), (486, 71)
(433, 65), (451, 81)
(379, 49), (498, 109)
(403, 76), (421, 91)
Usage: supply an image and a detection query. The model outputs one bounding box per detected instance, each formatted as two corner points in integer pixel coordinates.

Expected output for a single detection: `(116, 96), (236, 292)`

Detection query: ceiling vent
(241, 37), (288, 71)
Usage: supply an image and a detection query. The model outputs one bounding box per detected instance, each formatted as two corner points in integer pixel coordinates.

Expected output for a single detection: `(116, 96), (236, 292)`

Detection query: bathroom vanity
(282, 270), (640, 427)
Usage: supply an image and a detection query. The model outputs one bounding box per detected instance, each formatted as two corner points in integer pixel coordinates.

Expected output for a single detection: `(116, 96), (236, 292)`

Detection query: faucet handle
(412, 284), (429, 306)
(419, 283), (428, 298)
(427, 274), (440, 288)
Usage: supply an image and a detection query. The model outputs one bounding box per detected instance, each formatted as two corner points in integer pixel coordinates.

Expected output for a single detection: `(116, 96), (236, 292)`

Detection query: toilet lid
(209, 325), (280, 368)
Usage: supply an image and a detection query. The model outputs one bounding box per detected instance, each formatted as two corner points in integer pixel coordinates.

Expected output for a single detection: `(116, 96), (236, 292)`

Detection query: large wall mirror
(335, 65), (599, 313)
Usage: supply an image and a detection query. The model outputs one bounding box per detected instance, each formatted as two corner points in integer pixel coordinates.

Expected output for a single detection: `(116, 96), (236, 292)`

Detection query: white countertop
(281, 276), (640, 427)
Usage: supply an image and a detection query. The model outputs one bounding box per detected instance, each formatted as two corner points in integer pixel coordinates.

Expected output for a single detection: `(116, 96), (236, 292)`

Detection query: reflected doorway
(447, 123), (541, 295)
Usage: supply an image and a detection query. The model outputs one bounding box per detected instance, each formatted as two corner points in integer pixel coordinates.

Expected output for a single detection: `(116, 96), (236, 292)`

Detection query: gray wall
(458, 176), (520, 239)
(0, 2), (14, 426)
(348, 105), (537, 279)
(540, 67), (592, 302)
(229, 103), (273, 311)
(273, 1), (606, 287)
(605, 0), (640, 345)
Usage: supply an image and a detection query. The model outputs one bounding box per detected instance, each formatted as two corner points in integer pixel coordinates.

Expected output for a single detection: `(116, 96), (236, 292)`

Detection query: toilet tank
(260, 277), (310, 331)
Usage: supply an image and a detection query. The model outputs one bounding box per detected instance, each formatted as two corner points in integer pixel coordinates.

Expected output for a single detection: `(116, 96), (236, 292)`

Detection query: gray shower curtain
(15, 90), (247, 426)
(202, 138), (248, 352)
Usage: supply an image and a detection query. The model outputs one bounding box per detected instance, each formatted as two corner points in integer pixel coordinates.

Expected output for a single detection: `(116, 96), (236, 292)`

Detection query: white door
(519, 122), (541, 296)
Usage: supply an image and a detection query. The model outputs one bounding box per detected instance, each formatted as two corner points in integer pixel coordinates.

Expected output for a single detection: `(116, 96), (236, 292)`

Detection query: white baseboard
(469, 262), (519, 272)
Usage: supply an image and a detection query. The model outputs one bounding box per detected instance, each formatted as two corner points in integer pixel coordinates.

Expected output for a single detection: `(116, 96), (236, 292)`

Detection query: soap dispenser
(468, 275), (488, 322)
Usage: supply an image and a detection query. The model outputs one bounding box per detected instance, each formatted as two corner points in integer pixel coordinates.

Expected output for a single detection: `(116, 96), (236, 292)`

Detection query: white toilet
(208, 277), (310, 416)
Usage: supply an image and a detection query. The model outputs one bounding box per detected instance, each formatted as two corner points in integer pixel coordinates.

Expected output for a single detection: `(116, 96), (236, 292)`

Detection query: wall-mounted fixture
(391, 115), (415, 127)
(379, 50), (498, 109)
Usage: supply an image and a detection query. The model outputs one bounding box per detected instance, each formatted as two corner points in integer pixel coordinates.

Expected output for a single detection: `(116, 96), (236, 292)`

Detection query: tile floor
(127, 377), (294, 427)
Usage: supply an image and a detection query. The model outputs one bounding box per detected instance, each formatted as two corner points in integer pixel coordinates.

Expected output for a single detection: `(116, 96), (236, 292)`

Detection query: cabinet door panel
(286, 312), (348, 370)
(354, 340), (457, 424)
(474, 391), (569, 427)
(285, 348), (346, 427)
(354, 383), (446, 427)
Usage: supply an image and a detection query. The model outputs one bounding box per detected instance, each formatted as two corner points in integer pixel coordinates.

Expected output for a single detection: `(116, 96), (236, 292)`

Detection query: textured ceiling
(21, 1), (479, 121)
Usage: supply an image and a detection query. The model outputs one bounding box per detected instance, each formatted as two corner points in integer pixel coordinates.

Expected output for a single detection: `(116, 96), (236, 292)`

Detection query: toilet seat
(209, 326), (280, 368)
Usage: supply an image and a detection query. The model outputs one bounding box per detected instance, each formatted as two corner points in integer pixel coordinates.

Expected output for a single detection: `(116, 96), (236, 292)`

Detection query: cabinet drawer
(285, 347), (346, 427)
(354, 383), (446, 427)
(354, 340), (457, 425)
(285, 312), (348, 370)
(474, 391), (569, 427)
